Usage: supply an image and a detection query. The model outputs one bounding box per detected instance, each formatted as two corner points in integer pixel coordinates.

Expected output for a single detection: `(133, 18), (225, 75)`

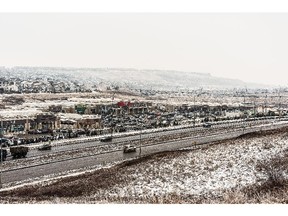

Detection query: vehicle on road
(0, 138), (12, 147)
(38, 143), (52, 151)
(10, 146), (29, 159)
(203, 123), (212, 128)
(100, 136), (113, 142)
(0, 148), (7, 161)
(123, 144), (136, 153)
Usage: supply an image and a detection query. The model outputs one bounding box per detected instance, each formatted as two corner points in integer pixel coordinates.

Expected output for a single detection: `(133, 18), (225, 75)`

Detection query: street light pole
(193, 95), (196, 127)
(278, 89), (282, 121)
(265, 94), (267, 119)
(139, 124), (142, 157)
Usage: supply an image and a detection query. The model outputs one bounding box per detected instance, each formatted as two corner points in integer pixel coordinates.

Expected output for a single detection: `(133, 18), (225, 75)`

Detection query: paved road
(1, 120), (287, 185)
(11, 117), (284, 159)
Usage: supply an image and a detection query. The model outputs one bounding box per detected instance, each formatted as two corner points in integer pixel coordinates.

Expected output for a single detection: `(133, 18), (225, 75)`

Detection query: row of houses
(49, 99), (281, 119)
(0, 113), (101, 136)
(2, 97), (286, 137)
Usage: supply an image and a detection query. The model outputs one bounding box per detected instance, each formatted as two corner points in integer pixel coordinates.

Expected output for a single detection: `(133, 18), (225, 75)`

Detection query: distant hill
(0, 66), (271, 90)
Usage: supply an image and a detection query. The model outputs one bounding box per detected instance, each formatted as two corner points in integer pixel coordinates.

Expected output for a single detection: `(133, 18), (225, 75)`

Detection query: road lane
(21, 118), (282, 158)
(2, 121), (287, 185)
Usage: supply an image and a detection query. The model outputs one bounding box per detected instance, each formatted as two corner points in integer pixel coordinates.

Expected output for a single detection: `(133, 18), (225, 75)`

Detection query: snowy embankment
(90, 132), (288, 200)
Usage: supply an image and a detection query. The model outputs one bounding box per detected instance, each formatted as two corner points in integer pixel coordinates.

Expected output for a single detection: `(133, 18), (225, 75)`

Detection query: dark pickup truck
(10, 146), (29, 159)
(100, 136), (113, 142)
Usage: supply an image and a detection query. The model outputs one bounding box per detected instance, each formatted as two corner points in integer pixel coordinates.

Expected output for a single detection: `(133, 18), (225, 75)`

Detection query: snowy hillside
(0, 66), (270, 91)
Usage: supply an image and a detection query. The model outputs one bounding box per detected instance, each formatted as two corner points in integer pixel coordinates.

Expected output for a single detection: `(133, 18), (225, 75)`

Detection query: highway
(1, 118), (287, 186)
(9, 117), (284, 159)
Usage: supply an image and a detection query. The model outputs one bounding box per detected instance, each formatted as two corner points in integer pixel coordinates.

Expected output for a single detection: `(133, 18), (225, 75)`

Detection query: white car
(123, 145), (136, 153)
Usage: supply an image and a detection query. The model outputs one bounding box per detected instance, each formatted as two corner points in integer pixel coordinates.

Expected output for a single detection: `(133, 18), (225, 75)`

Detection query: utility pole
(193, 95), (196, 127)
(139, 123), (142, 157)
(111, 93), (115, 137)
(264, 94), (267, 118)
(278, 89), (282, 120)
(253, 96), (256, 117)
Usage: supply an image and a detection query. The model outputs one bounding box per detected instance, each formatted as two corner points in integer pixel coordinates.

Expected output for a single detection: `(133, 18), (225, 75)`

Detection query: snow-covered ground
(89, 132), (288, 200)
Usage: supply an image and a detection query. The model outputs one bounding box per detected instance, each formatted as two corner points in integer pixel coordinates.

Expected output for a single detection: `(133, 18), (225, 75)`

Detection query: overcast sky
(0, 13), (288, 86)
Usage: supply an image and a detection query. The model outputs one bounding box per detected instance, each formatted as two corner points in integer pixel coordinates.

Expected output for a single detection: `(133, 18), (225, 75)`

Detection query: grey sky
(0, 13), (287, 86)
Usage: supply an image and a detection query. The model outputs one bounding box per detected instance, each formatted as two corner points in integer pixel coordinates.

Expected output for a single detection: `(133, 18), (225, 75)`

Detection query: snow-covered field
(89, 133), (288, 202)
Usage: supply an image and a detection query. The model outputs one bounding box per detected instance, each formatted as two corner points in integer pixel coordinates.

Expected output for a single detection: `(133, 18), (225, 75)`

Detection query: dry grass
(243, 154), (288, 202)
(2, 151), (288, 204)
(216, 153), (288, 204)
